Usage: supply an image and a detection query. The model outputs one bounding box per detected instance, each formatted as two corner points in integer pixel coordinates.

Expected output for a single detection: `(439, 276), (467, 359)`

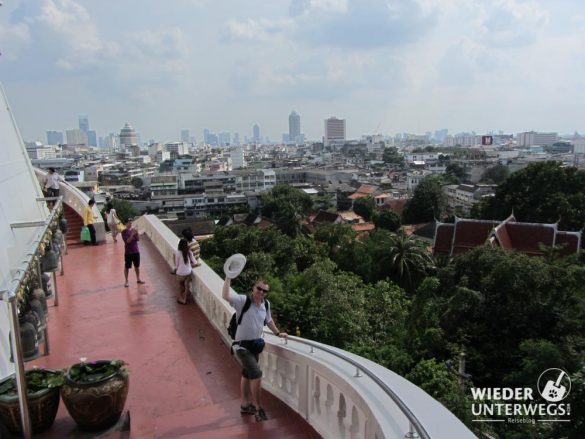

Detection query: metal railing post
(4, 291), (32, 439)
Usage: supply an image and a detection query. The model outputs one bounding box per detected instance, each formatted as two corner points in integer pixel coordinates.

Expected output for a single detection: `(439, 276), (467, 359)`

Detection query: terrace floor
(29, 233), (320, 438)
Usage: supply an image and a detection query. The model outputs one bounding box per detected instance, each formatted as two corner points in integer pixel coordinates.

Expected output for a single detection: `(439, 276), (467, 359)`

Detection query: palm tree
(379, 229), (434, 293)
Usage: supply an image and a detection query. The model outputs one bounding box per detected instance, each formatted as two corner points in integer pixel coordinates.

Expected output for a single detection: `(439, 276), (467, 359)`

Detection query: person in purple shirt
(121, 218), (145, 287)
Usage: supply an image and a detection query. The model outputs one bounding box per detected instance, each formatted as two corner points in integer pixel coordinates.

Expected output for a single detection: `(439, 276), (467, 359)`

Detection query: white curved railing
(134, 214), (476, 439)
(34, 169), (105, 242)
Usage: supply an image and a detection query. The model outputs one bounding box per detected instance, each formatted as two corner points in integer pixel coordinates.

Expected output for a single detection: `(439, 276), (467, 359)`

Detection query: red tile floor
(29, 234), (320, 438)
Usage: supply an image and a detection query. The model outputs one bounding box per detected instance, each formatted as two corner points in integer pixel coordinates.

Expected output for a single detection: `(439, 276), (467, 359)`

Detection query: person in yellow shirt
(83, 199), (98, 245)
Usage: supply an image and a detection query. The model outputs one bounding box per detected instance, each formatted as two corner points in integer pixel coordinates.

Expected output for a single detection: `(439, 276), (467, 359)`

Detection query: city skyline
(1, 0), (585, 143)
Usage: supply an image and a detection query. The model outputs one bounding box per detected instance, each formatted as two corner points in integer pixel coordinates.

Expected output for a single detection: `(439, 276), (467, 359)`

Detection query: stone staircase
(63, 203), (84, 245)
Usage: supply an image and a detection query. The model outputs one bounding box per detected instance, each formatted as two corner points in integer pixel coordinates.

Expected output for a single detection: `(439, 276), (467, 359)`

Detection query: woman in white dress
(106, 204), (121, 243)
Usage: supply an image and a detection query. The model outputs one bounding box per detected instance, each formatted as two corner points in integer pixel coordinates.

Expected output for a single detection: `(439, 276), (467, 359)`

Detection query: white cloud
(223, 18), (295, 43)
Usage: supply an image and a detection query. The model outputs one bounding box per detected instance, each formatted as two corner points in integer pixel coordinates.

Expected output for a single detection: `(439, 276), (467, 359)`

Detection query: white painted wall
(0, 85), (50, 379)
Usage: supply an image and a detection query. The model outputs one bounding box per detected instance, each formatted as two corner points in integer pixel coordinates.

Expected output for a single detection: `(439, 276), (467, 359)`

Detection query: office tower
(282, 133), (290, 143)
(87, 130), (97, 147)
(289, 110), (301, 143)
(218, 131), (231, 147)
(233, 133), (240, 146)
(46, 130), (64, 145)
(324, 117), (346, 146)
(78, 115), (89, 133)
(119, 123), (138, 148)
(181, 129), (190, 143)
(203, 129), (211, 144)
(516, 131), (558, 147)
(66, 129), (88, 146)
(253, 124), (260, 143)
(78, 115), (97, 146)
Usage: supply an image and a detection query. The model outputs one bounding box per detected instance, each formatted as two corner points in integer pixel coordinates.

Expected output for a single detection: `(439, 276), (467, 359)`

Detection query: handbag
(80, 226), (91, 242)
(116, 223), (126, 232)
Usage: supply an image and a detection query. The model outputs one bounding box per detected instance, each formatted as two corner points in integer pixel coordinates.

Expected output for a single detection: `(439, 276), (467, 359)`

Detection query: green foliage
(435, 246), (585, 387)
(131, 177), (143, 188)
(480, 164), (509, 184)
(0, 369), (64, 396)
(110, 198), (139, 223)
(445, 163), (466, 184)
(382, 146), (404, 165)
(477, 161), (585, 230)
(402, 175), (447, 224)
(68, 360), (127, 384)
(369, 229), (434, 292)
(352, 196), (376, 221)
(261, 184), (313, 237)
(373, 209), (401, 232)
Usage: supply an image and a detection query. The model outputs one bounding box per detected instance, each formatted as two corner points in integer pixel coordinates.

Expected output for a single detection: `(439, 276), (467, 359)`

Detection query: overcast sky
(1, 0), (584, 143)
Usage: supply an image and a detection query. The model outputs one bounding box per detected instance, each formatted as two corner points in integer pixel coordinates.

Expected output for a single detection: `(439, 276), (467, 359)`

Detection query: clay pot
(0, 371), (61, 436)
(61, 361), (129, 431)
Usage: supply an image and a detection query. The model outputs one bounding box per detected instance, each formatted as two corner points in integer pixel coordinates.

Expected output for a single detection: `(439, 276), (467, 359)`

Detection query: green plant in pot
(0, 367), (64, 436)
(60, 359), (129, 431)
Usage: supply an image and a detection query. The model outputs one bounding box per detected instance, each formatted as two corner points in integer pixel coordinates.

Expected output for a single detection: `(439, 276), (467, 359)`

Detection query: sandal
(240, 403), (256, 415)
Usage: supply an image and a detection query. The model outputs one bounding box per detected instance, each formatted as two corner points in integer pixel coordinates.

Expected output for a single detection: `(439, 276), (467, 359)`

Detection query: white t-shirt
(175, 249), (195, 276)
(230, 292), (272, 341)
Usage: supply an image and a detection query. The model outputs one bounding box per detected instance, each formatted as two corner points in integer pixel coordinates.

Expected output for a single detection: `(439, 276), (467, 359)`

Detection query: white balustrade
(34, 169), (106, 242)
(134, 214), (476, 439)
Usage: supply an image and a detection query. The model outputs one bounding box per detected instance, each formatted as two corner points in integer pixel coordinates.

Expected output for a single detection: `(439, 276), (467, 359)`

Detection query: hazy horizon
(1, 0), (584, 143)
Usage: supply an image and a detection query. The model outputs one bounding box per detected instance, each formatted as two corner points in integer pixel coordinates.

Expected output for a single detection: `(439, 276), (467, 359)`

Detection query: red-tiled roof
(351, 222), (375, 232)
(381, 199), (408, 216)
(356, 184), (379, 195)
(452, 220), (499, 255)
(556, 231), (581, 256)
(434, 215), (581, 258)
(433, 223), (455, 256)
(312, 210), (342, 224)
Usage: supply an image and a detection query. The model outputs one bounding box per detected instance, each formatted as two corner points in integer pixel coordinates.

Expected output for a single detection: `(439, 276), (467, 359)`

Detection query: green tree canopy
(402, 175), (447, 224)
(476, 161), (585, 230)
(479, 164), (509, 184)
(261, 184), (313, 237)
(382, 147), (404, 165)
(352, 196), (376, 221)
(373, 209), (401, 232)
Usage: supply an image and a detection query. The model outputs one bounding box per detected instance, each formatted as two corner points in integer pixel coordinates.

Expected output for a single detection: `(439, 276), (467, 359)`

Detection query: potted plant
(60, 359), (129, 431)
(0, 367), (64, 435)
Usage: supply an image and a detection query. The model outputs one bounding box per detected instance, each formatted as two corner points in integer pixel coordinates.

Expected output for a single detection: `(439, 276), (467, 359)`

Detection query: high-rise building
(87, 130), (97, 147)
(289, 111), (301, 143)
(119, 123), (138, 149)
(324, 117), (346, 146)
(233, 133), (240, 146)
(66, 129), (88, 146)
(516, 131), (558, 147)
(252, 124), (260, 143)
(78, 115), (97, 146)
(78, 115), (89, 133)
(218, 131), (231, 147)
(181, 129), (190, 143)
(46, 130), (64, 145)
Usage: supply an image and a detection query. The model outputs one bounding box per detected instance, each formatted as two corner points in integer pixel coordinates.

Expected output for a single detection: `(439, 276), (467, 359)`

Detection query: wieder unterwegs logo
(471, 368), (571, 425)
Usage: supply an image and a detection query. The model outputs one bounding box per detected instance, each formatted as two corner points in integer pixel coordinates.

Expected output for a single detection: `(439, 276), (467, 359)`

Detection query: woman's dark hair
(178, 238), (190, 264)
(106, 202), (113, 213)
(181, 228), (194, 241)
(88, 199), (95, 206)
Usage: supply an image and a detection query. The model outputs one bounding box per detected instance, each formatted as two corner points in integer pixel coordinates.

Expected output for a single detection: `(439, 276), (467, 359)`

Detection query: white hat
(223, 253), (247, 279)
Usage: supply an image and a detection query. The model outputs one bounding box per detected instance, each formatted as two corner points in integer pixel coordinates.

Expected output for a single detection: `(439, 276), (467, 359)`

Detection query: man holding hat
(222, 260), (287, 422)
